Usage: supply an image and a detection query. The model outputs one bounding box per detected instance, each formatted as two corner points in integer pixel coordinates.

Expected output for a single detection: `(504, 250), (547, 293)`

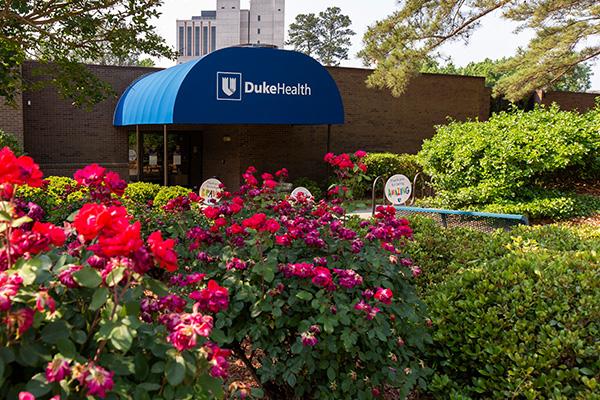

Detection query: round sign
(291, 186), (313, 200)
(199, 178), (224, 204)
(384, 174), (412, 205)
(128, 149), (137, 162)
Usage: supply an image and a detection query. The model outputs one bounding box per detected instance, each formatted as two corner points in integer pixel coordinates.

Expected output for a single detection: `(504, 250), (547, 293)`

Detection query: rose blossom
(190, 280), (229, 313)
(46, 357), (71, 382)
(78, 363), (114, 398)
(147, 231), (178, 272)
(374, 288), (393, 305)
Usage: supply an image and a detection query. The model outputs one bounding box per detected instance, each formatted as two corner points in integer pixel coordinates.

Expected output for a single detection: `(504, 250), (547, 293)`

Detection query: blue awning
(113, 47), (345, 126)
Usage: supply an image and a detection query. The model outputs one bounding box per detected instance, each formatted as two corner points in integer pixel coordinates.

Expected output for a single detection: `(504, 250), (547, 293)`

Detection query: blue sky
(156, 0), (599, 90)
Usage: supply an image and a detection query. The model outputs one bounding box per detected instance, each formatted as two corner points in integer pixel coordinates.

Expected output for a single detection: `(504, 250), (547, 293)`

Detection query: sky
(155, 0), (599, 90)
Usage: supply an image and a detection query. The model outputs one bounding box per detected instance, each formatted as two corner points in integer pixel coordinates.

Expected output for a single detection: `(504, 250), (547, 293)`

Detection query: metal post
(163, 125), (168, 186)
(136, 125), (142, 182)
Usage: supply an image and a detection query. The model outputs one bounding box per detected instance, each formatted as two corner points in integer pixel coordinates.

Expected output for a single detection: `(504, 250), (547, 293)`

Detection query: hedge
(408, 217), (600, 399)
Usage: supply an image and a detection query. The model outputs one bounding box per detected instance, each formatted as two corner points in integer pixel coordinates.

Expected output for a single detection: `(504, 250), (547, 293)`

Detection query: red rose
(96, 222), (143, 257)
(147, 231), (178, 272)
(32, 222), (66, 247)
(73, 204), (110, 241)
(242, 213), (267, 230)
(203, 206), (220, 220)
(74, 164), (106, 186)
(374, 288), (393, 305)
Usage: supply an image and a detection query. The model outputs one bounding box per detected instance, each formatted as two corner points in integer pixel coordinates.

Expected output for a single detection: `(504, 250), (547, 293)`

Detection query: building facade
(176, 0), (285, 63)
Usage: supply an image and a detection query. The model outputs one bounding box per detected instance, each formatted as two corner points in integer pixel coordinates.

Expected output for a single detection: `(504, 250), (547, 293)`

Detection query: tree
(359, 0), (599, 102)
(83, 51), (156, 67)
(287, 7), (355, 66)
(0, 1), (174, 107)
(422, 57), (592, 92)
(287, 14), (320, 58)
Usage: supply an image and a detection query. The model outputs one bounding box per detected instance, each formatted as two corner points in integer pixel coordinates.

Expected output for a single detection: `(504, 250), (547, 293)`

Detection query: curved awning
(113, 47), (344, 126)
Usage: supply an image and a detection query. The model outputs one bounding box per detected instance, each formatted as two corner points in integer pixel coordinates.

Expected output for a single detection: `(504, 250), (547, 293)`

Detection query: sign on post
(291, 186), (313, 200)
(385, 174), (412, 205)
(199, 178), (223, 204)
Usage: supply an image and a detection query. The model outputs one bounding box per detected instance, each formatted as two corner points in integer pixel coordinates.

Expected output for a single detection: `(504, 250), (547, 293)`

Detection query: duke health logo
(217, 72), (242, 101)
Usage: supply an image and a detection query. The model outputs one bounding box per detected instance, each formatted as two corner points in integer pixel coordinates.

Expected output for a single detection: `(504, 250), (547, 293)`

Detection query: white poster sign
(385, 174), (412, 205)
(199, 178), (224, 204)
(173, 155), (182, 166)
(291, 186), (313, 200)
(149, 155), (158, 166)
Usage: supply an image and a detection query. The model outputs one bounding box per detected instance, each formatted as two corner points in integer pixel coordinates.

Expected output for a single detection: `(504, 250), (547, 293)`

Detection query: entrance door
(128, 130), (202, 188)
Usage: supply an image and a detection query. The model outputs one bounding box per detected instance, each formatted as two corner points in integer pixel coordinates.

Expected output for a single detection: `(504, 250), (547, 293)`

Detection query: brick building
(1, 48), (597, 190)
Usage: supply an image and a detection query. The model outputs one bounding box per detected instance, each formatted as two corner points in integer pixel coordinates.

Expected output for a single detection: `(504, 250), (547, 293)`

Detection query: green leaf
(105, 266), (126, 287)
(296, 291), (313, 301)
(73, 266), (102, 288)
(56, 338), (77, 359)
(110, 325), (134, 352)
(19, 258), (43, 285)
(151, 361), (165, 374)
(25, 373), (51, 397)
(90, 287), (110, 311)
(41, 320), (70, 344)
(327, 366), (336, 381)
(146, 278), (169, 297)
(165, 354), (186, 386)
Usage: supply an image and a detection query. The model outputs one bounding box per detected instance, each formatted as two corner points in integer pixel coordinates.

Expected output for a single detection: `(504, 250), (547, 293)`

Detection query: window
(257, 28), (261, 34)
(203, 26), (209, 54)
(194, 26), (200, 56)
(211, 26), (216, 51)
(178, 26), (184, 55)
(186, 26), (192, 56)
(258, 15), (261, 21)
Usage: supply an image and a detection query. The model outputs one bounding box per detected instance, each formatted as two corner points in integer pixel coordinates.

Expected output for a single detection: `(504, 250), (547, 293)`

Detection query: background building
(176, 0), (285, 63)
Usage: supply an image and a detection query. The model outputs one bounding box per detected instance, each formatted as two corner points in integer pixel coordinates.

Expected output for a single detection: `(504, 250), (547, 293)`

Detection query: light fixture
(223, 136), (232, 142)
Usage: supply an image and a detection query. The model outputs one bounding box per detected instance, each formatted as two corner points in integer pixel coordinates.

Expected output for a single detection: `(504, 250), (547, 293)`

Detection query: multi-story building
(176, 0), (285, 63)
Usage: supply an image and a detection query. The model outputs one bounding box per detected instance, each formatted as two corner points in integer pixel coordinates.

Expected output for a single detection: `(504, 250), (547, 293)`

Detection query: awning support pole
(136, 125), (142, 182)
(326, 124), (332, 154)
(163, 125), (168, 186)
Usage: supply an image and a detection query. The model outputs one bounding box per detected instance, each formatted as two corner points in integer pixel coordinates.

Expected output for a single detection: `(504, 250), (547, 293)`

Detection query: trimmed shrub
(0, 129), (23, 155)
(292, 177), (323, 200)
(123, 181), (162, 206)
(407, 218), (600, 399)
(418, 105), (600, 207)
(364, 153), (422, 182)
(153, 185), (192, 208)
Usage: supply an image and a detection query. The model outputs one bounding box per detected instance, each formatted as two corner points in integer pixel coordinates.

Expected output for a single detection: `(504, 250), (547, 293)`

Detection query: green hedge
(408, 217), (600, 399)
(123, 182), (162, 207)
(292, 177), (323, 200)
(153, 185), (192, 208)
(354, 153), (424, 198)
(0, 129), (23, 155)
(418, 105), (600, 207)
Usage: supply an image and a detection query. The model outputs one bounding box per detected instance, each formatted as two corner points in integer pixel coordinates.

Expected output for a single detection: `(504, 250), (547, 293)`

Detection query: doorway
(128, 130), (203, 188)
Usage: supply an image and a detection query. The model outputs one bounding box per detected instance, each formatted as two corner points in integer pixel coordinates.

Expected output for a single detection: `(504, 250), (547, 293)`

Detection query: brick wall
(21, 62), (157, 178)
(231, 69), (490, 185)
(0, 92), (24, 147)
(5, 62), (493, 188)
(535, 90), (599, 112)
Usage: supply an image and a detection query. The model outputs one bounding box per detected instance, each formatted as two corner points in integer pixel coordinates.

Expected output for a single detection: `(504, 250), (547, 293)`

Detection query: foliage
(353, 153), (424, 200)
(421, 58), (592, 93)
(363, 153), (422, 182)
(153, 186), (192, 209)
(292, 177), (323, 200)
(359, 0), (600, 102)
(123, 182), (162, 207)
(0, 129), (22, 155)
(324, 151), (370, 201)
(0, 0), (175, 106)
(16, 176), (88, 224)
(407, 218), (600, 399)
(418, 105), (600, 210)
(144, 160), (430, 399)
(288, 7), (355, 66)
(0, 148), (228, 400)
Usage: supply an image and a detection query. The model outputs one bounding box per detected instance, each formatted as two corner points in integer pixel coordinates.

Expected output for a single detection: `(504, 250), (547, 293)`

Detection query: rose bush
(0, 147), (229, 400)
(152, 153), (430, 399)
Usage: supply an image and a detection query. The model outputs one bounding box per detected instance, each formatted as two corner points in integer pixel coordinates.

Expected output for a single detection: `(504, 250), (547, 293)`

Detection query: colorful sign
(291, 186), (313, 200)
(385, 174), (412, 205)
(199, 178), (223, 204)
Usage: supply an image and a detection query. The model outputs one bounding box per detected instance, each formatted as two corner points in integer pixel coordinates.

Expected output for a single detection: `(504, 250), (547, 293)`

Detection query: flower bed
(1, 148), (429, 400)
